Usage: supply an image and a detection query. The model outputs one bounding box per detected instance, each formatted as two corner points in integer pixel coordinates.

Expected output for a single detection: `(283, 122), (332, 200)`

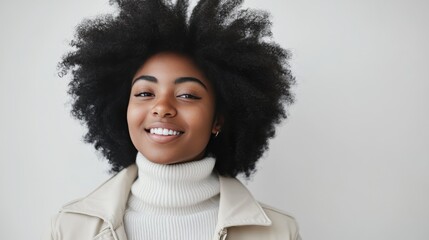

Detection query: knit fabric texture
(124, 152), (220, 240)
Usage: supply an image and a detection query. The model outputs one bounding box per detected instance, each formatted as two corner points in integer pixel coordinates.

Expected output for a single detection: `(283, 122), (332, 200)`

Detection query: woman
(48, 0), (300, 239)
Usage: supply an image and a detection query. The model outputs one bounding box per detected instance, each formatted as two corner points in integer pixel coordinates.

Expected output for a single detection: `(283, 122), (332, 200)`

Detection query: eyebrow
(132, 75), (207, 90)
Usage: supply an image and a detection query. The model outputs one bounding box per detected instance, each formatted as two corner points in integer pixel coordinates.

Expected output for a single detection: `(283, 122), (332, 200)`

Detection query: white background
(1, 0), (428, 239)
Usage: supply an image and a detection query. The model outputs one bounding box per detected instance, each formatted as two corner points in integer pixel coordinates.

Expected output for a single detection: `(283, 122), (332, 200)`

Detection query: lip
(144, 122), (185, 144)
(146, 133), (182, 144)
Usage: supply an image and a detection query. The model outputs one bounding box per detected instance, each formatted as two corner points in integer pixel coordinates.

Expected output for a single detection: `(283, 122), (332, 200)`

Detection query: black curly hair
(59, 0), (295, 177)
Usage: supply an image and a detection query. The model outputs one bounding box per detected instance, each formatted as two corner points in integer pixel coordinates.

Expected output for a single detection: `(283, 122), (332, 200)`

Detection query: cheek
(127, 104), (147, 131)
(189, 105), (215, 134)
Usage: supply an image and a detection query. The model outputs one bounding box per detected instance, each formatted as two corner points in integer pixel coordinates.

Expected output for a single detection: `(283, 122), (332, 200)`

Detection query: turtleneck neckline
(128, 152), (220, 212)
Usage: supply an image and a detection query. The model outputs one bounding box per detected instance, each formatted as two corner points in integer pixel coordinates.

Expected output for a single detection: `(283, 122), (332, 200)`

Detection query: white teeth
(149, 128), (181, 136)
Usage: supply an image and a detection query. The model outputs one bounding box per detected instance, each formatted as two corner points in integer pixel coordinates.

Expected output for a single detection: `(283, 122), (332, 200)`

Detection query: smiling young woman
(47, 0), (300, 239)
(127, 52), (222, 165)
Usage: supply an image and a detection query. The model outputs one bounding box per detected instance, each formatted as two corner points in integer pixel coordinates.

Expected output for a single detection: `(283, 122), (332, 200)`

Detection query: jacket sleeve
(293, 224), (302, 240)
(42, 214), (58, 240)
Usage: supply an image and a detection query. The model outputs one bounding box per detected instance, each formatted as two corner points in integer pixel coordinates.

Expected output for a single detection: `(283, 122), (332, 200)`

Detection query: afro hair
(60, 0), (295, 177)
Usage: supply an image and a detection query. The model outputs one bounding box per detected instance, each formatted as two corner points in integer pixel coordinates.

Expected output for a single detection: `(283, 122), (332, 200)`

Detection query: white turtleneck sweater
(124, 153), (220, 240)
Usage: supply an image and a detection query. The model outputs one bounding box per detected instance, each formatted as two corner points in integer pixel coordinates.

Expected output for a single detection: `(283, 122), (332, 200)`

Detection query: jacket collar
(61, 164), (272, 230)
(216, 177), (271, 228)
(61, 165), (138, 228)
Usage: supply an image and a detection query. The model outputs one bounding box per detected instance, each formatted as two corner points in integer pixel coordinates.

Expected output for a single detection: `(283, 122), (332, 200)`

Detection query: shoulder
(260, 202), (301, 236)
(260, 202), (298, 224)
(46, 165), (137, 240)
(218, 176), (301, 239)
(47, 211), (107, 240)
(232, 203), (301, 240)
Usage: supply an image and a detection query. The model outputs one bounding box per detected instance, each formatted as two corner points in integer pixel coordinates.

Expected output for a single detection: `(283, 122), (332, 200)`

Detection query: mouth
(145, 128), (184, 136)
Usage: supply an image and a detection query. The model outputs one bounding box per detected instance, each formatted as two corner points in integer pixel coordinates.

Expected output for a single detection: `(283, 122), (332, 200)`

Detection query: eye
(177, 94), (201, 100)
(134, 92), (154, 97)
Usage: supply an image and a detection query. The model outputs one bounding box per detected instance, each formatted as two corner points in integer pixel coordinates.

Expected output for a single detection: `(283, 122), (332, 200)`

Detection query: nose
(152, 97), (177, 118)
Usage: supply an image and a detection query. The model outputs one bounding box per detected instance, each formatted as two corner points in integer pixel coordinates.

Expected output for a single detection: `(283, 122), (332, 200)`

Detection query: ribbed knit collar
(128, 152), (220, 213)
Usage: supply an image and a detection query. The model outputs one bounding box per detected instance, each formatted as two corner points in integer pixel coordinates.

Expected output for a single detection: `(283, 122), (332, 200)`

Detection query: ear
(211, 114), (224, 134)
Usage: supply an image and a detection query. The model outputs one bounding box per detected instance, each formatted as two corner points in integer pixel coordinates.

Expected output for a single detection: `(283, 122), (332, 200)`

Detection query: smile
(148, 128), (183, 136)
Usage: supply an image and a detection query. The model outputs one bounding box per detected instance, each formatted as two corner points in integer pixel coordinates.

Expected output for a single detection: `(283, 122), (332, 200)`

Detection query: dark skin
(127, 52), (222, 165)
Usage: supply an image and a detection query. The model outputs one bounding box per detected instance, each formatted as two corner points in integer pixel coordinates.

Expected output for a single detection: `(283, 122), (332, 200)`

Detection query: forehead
(134, 52), (209, 85)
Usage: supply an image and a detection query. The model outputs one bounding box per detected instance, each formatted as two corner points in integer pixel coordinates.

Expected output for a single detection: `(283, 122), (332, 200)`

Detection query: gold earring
(215, 130), (220, 138)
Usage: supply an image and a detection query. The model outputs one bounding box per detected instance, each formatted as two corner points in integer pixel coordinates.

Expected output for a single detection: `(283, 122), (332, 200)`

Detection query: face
(127, 52), (221, 165)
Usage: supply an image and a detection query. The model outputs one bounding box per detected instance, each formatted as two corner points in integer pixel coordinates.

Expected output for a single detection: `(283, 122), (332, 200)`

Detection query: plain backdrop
(1, 0), (428, 239)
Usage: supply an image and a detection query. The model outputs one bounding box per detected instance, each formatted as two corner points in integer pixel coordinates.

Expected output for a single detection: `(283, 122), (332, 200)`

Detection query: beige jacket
(46, 164), (301, 240)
